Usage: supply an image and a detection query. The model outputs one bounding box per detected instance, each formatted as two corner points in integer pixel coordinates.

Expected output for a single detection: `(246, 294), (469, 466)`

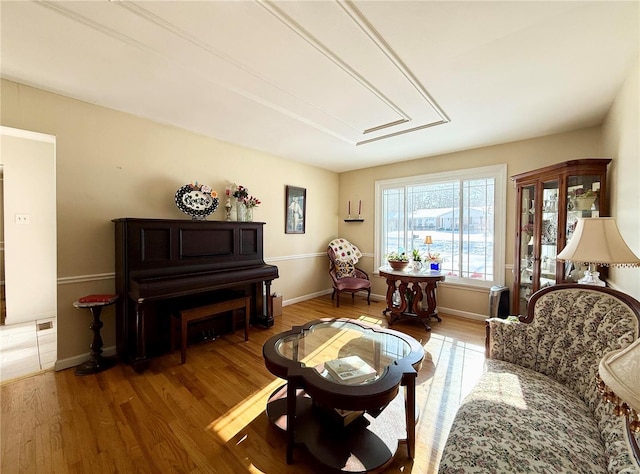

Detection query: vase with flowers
(233, 185), (260, 222)
(426, 252), (442, 271)
(224, 184), (235, 221)
(241, 195), (261, 222)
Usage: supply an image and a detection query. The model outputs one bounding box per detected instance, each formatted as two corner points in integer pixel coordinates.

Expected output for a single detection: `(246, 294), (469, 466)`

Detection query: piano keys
(113, 218), (279, 372)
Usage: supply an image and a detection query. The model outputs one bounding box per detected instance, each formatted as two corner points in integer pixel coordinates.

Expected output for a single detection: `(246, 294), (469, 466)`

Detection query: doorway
(0, 127), (57, 383)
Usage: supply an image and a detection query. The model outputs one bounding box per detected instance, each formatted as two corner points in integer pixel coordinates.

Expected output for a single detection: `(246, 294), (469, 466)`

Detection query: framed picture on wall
(285, 185), (306, 234)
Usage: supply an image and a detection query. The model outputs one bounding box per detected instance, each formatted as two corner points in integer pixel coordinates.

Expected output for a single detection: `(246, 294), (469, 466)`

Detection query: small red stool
(73, 294), (118, 376)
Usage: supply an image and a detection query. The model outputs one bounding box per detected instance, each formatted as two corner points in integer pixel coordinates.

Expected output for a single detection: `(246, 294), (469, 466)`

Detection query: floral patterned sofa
(439, 284), (640, 473)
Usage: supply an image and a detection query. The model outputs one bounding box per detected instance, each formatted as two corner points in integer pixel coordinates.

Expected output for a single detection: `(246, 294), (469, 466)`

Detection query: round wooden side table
(378, 266), (445, 331)
(73, 294), (118, 376)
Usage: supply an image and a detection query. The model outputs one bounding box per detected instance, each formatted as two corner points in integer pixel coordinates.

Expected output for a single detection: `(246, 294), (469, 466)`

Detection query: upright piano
(113, 218), (279, 372)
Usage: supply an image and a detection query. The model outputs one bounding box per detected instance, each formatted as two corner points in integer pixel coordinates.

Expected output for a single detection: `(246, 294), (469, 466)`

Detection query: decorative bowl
(388, 260), (409, 271)
(573, 195), (597, 211)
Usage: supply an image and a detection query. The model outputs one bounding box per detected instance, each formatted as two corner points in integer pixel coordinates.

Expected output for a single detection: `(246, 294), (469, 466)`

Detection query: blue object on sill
(430, 263), (441, 271)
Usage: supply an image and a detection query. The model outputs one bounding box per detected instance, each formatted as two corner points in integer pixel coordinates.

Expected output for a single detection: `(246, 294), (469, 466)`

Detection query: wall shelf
(344, 218), (364, 223)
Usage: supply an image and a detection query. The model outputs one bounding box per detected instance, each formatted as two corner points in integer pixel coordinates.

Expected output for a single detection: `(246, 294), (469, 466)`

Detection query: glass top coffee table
(263, 318), (424, 472)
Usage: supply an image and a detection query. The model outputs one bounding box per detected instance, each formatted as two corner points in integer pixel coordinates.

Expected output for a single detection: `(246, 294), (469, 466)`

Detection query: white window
(375, 164), (507, 288)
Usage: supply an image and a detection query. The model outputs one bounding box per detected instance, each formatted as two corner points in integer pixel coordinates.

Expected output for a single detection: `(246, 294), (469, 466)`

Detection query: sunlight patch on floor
(355, 314), (385, 326)
(425, 333), (485, 402)
(246, 464), (267, 474)
(415, 332), (486, 468)
(207, 378), (283, 442)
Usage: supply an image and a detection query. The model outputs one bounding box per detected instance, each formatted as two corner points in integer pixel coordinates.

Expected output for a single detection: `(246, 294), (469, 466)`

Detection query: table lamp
(557, 218), (640, 286)
(424, 235), (433, 255)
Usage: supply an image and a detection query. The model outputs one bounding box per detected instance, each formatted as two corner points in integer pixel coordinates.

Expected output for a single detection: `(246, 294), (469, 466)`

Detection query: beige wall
(602, 57), (640, 299)
(1, 79), (338, 362)
(2, 55), (638, 364)
(339, 128), (603, 318)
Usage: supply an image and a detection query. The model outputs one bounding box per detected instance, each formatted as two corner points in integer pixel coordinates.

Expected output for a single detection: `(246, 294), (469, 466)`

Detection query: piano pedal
(201, 330), (217, 342)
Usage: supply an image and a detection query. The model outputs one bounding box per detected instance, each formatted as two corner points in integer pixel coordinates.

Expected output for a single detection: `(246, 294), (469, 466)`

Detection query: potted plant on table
(411, 248), (423, 271)
(386, 251), (409, 271)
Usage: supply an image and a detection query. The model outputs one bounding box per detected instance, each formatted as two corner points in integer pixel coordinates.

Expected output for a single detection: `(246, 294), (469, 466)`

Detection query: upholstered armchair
(327, 242), (371, 308)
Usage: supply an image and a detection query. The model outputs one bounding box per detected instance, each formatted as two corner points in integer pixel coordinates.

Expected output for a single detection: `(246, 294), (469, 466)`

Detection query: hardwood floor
(0, 295), (486, 474)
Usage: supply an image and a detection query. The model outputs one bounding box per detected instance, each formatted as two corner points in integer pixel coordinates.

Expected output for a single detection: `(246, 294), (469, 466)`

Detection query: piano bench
(170, 296), (251, 364)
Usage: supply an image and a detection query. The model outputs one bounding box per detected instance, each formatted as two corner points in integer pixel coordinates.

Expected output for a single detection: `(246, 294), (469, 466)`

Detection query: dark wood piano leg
(254, 280), (274, 329)
(133, 303), (150, 373)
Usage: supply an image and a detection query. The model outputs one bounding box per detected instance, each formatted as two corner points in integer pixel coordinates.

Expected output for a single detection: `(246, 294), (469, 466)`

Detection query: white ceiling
(1, 1), (638, 173)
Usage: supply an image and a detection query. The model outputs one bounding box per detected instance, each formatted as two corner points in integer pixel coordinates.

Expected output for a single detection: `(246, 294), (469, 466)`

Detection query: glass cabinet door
(539, 179), (559, 288)
(517, 179), (559, 312)
(518, 184), (535, 311)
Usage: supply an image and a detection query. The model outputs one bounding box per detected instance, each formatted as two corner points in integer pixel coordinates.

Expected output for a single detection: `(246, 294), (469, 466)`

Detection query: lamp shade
(599, 338), (640, 412)
(557, 218), (640, 266)
(424, 235), (433, 245)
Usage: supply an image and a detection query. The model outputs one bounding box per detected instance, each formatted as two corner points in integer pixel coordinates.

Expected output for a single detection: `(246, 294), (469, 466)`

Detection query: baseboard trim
(283, 290), (388, 307)
(282, 290), (488, 323)
(438, 306), (488, 322)
(283, 289), (333, 306)
(54, 345), (117, 371)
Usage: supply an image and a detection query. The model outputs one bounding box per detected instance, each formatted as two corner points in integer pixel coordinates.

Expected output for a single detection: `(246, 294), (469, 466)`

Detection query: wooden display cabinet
(511, 159), (611, 315)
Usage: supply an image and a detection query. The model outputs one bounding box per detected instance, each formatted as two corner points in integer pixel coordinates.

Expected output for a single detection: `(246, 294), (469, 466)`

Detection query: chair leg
(367, 288), (371, 305)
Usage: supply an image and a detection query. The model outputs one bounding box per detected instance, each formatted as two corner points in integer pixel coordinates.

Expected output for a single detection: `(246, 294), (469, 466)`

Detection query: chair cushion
(335, 260), (356, 279)
(334, 277), (370, 291)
